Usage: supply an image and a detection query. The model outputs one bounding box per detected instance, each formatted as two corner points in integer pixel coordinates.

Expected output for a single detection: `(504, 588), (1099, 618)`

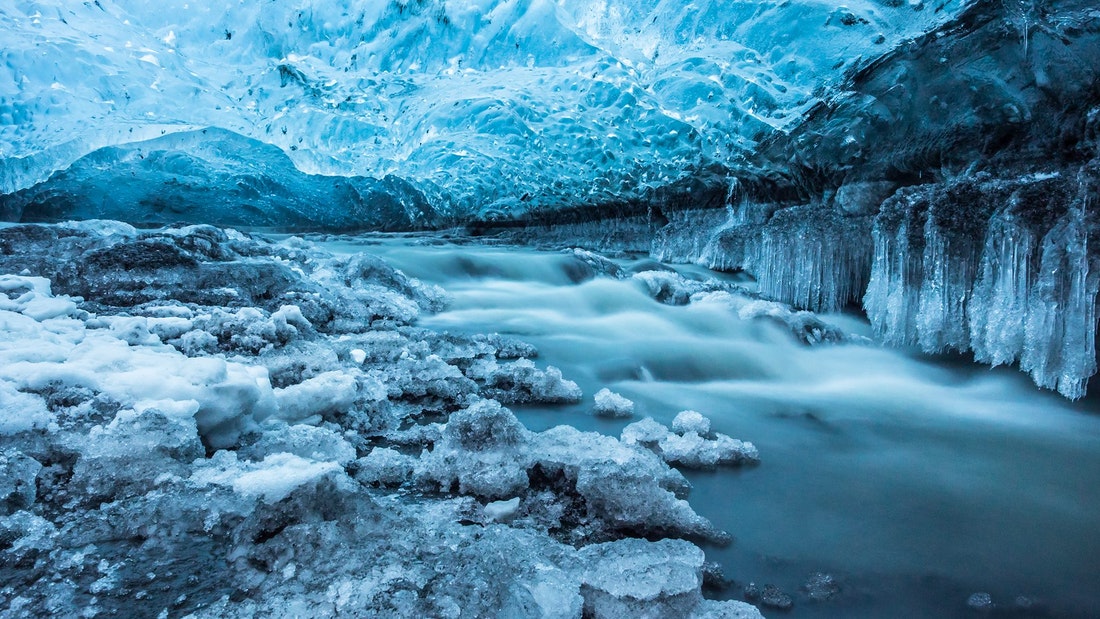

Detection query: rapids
(326, 234), (1100, 618)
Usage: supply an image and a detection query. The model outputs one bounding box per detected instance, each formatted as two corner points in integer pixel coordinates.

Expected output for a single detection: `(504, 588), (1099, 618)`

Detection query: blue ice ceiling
(0, 0), (970, 216)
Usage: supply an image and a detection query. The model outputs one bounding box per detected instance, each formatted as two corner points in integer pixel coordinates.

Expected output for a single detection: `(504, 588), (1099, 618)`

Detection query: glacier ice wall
(646, 0), (1100, 399)
(0, 0), (969, 218)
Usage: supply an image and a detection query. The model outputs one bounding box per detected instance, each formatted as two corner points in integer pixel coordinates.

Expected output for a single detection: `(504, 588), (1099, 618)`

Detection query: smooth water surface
(327, 235), (1100, 618)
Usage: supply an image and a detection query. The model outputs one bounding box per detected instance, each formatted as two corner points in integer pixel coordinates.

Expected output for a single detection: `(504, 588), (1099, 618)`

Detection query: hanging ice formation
(865, 173), (1100, 399)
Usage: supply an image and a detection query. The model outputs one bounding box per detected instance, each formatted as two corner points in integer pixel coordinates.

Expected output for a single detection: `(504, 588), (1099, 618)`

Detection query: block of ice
(484, 497), (521, 522)
(593, 388), (635, 418)
(672, 410), (710, 436)
(580, 538), (704, 617)
(191, 451), (345, 504)
(622, 416), (759, 470)
(272, 371), (359, 423)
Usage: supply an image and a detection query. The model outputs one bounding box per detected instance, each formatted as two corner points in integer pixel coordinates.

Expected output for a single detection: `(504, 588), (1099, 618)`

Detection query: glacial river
(328, 234), (1100, 618)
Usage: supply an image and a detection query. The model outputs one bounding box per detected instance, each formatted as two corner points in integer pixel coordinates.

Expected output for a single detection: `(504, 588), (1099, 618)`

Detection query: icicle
(969, 210), (1035, 367)
(1021, 202), (1099, 399)
(653, 208), (735, 266)
(867, 171), (1100, 399)
(916, 214), (976, 353)
(748, 207), (873, 312)
(865, 190), (927, 347)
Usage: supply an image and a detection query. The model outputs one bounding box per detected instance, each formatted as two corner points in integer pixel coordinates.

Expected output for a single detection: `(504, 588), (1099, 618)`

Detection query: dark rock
(802, 572), (841, 601)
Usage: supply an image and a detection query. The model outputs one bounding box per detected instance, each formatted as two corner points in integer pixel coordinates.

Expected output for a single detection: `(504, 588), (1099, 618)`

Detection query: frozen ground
(0, 221), (762, 618)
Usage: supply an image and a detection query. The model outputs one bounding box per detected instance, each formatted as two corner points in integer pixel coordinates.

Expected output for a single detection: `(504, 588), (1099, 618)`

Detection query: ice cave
(1, 0), (1099, 617)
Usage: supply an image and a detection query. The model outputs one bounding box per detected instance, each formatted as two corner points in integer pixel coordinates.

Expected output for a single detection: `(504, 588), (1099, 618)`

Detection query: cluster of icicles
(649, 172), (1098, 399)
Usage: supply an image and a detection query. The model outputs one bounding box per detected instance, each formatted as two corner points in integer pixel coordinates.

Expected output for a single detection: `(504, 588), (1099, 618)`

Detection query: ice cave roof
(0, 0), (972, 217)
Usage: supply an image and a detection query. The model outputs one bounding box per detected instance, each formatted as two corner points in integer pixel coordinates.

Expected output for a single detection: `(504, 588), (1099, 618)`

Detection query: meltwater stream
(327, 235), (1100, 618)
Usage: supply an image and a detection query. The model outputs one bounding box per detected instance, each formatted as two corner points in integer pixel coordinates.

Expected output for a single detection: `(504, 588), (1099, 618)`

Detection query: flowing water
(326, 235), (1100, 618)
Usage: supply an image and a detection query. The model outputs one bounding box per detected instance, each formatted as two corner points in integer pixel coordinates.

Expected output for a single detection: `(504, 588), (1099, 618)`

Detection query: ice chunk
(419, 402), (531, 499)
(484, 497), (521, 522)
(273, 371), (359, 423)
(479, 358), (583, 405)
(0, 382), (54, 435)
(0, 274), (78, 320)
(354, 447), (417, 487)
(592, 388), (635, 418)
(623, 416), (758, 469)
(0, 306), (278, 449)
(672, 410), (710, 436)
(0, 451), (42, 515)
(579, 538), (704, 618)
(191, 451), (344, 504)
(243, 423), (357, 466)
(660, 432), (724, 468)
(442, 400), (525, 452)
(416, 403), (722, 541)
(621, 418), (672, 445)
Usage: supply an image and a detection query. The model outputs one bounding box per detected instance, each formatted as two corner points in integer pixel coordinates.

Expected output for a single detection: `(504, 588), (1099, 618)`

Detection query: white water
(328, 235), (1100, 618)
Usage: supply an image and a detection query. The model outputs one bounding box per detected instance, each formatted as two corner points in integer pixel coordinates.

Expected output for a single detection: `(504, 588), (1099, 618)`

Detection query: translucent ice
(0, 0), (968, 220)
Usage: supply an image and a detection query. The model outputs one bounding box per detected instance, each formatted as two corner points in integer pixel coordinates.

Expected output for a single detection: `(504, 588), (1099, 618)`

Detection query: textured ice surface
(671, 410), (710, 436)
(0, 222), (754, 617)
(578, 538), (761, 618)
(0, 0), (968, 217)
